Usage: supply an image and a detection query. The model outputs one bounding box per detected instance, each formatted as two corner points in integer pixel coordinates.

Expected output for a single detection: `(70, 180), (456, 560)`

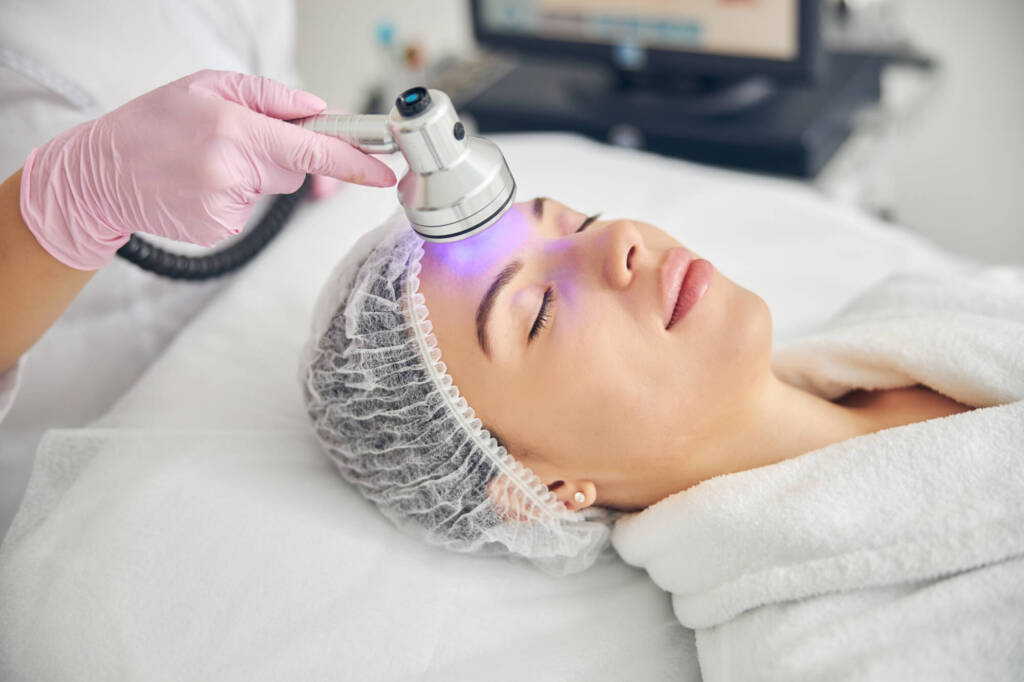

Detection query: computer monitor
(471, 0), (823, 84)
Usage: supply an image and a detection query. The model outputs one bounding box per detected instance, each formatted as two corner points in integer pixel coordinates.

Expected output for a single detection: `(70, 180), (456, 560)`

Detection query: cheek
(514, 312), (668, 468)
(475, 275), (773, 473)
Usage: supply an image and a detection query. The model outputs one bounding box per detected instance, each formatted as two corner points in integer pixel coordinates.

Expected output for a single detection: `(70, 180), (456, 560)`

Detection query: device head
(389, 87), (516, 243)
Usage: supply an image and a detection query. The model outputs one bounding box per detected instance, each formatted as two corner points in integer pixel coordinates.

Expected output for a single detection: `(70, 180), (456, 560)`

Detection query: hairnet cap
(299, 211), (614, 575)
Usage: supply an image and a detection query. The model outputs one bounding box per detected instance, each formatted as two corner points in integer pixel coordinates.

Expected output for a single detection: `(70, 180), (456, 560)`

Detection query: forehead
(416, 200), (545, 316)
(414, 201), (540, 363)
(419, 202), (536, 286)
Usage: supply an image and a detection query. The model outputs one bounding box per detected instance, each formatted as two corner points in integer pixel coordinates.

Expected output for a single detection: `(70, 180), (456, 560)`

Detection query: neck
(669, 374), (879, 497)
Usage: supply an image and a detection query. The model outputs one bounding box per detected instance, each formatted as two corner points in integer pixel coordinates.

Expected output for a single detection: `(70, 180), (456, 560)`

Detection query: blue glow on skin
(424, 205), (533, 278)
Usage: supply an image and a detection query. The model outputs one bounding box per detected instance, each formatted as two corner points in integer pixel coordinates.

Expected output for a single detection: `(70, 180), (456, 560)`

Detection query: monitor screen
(473, 0), (820, 81)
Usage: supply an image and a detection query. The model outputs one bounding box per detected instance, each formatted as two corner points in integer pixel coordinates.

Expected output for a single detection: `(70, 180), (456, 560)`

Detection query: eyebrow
(476, 259), (524, 357)
(475, 259), (524, 356)
(475, 198), (547, 357)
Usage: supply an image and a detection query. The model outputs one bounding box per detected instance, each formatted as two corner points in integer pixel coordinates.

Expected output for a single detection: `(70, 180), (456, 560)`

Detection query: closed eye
(528, 212), (598, 344)
(529, 287), (555, 342)
(576, 213), (601, 233)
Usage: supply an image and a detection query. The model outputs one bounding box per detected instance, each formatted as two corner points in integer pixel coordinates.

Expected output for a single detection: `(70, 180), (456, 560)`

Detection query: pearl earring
(573, 492), (585, 504)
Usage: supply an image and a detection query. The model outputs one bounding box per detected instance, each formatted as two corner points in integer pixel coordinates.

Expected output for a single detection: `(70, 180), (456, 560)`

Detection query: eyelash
(529, 287), (555, 341)
(576, 213), (601, 233)
(528, 213), (599, 343)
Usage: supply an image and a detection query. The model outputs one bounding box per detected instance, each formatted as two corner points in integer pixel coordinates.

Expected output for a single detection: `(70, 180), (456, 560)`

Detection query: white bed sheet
(0, 134), (968, 681)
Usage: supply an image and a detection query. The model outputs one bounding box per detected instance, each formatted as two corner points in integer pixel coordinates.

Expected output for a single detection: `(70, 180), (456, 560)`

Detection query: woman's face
(417, 198), (772, 510)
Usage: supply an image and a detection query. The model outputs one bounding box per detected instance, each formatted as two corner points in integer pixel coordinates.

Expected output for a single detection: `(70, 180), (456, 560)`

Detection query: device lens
(396, 86), (431, 117)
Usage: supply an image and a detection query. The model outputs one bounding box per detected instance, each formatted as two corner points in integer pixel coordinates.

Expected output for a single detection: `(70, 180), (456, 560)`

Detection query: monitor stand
(610, 69), (777, 117)
(452, 50), (884, 178)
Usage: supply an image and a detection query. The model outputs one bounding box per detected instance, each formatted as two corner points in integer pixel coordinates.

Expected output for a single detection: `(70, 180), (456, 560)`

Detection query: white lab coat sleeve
(0, 356), (23, 424)
(242, 0), (303, 88)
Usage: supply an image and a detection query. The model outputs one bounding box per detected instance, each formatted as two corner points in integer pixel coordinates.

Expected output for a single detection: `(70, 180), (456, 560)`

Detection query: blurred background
(294, 0), (1023, 265)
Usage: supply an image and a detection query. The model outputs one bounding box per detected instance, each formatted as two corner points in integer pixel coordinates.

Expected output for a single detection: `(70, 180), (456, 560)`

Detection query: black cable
(115, 174), (313, 280)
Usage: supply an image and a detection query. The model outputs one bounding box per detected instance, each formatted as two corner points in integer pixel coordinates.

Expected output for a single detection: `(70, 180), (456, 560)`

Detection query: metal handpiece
(290, 114), (398, 155)
(289, 87), (516, 243)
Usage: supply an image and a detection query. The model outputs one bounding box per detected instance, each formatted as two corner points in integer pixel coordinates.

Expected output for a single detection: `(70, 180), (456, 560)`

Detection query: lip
(660, 247), (692, 328)
(661, 247), (713, 330)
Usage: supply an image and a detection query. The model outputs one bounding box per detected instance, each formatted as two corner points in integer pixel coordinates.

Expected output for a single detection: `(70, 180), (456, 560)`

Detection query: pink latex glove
(309, 106), (355, 202)
(19, 69), (397, 270)
(309, 174), (345, 201)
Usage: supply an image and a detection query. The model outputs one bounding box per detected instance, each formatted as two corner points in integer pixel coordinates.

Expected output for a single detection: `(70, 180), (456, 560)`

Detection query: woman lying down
(301, 198), (1024, 680)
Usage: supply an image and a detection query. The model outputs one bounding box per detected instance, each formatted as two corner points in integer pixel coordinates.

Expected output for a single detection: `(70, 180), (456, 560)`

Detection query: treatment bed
(0, 133), (972, 680)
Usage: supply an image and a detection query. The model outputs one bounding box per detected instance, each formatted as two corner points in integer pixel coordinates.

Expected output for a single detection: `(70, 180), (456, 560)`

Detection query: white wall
(294, 0), (1024, 264)
(294, 0), (473, 110)
(887, 0), (1024, 265)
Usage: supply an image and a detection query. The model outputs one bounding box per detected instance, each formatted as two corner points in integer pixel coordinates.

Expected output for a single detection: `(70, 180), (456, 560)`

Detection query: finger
(194, 70), (326, 120)
(255, 116), (398, 189)
(309, 174), (344, 201)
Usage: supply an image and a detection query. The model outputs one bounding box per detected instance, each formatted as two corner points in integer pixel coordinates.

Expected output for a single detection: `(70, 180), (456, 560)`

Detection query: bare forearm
(0, 168), (95, 373)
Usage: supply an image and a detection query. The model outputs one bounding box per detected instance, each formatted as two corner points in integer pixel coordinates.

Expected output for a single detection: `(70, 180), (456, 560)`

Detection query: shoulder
(837, 385), (973, 424)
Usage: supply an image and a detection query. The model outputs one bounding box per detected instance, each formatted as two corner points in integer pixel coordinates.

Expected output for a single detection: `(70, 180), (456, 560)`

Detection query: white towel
(612, 263), (1024, 682)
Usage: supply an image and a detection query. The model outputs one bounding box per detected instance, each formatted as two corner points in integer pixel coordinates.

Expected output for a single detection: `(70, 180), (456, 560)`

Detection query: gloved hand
(19, 69), (397, 270)
(309, 174), (346, 201)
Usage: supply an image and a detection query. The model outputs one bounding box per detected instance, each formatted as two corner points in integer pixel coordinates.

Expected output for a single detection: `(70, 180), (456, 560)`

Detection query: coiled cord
(115, 174), (312, 280)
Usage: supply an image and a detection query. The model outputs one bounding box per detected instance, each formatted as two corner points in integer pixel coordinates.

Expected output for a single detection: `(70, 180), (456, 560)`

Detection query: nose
(598, 219), (642, 289)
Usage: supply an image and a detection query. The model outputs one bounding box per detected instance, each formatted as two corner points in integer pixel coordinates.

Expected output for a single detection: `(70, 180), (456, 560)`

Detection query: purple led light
(425, 205), (531, 277)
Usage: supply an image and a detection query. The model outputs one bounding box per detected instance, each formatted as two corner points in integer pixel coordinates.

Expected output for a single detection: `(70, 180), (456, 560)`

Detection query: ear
(485, 476), (599, 521)
(546, 480), (598, 511)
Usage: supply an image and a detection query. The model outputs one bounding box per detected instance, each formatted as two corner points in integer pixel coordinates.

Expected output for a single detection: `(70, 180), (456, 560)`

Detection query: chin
(715, 274), (774, 379)
(740, 287), (774, 372)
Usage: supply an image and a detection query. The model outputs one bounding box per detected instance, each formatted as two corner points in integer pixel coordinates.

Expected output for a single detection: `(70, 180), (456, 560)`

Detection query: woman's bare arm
(0, 168), (95, 373)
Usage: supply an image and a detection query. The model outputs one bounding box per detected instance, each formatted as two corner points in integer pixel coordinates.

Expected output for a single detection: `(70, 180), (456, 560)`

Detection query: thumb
(191, 70), (326, 120)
